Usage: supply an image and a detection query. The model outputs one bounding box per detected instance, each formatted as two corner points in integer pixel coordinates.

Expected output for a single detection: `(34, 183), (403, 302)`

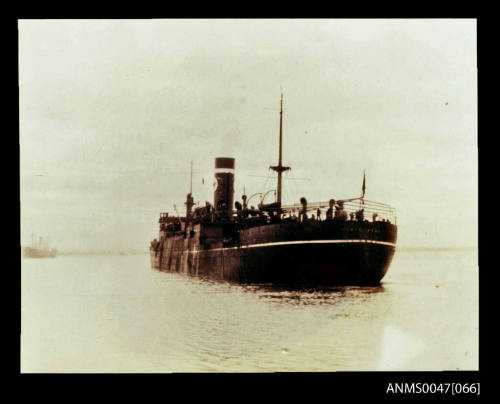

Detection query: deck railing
(158, 198), (397, 225)
(280, 198), (397, 224)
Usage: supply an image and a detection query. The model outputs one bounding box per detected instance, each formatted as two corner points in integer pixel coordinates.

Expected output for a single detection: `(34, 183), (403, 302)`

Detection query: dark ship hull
(22, 246), (57, 258)
(151, 220), (396, 285)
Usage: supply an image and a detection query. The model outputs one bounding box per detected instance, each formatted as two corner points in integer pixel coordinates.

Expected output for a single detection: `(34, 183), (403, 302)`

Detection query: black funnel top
(215, 157), (235, 170)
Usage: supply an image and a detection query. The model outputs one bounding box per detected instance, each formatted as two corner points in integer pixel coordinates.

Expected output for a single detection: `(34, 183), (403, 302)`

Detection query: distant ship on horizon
(22, 234), (57, 258)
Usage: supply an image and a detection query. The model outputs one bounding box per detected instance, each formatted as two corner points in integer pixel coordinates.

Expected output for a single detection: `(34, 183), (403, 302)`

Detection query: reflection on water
(242, 284), (385, 307)
(21, 249), (478, 372)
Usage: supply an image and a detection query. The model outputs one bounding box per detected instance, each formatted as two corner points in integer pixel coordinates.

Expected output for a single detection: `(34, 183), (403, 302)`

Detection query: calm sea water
(21, 248), (478, 372)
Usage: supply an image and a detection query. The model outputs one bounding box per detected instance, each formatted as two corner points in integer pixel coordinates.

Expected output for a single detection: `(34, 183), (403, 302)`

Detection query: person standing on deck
(326, 199), (335, 220)
(299, 197), (308, 222)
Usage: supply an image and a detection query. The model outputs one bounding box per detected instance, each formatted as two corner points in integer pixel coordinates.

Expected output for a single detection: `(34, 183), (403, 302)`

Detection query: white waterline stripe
(246, 239), (396, 248)
(190, 239), (396, 253)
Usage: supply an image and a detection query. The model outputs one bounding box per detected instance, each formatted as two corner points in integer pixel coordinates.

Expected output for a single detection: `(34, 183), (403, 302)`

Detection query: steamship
(22, 235), (57, 258)
(150, 95), (397, 285)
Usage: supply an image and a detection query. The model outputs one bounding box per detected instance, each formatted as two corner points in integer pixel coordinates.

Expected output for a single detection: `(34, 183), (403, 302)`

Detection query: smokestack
(214, 157), (235, 220)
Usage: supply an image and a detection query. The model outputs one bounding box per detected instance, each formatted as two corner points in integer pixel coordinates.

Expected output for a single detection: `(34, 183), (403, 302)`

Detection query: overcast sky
(19, 19), (477, 252)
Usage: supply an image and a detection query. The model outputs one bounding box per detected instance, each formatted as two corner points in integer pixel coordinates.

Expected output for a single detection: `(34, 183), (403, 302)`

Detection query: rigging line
(247, 175), (311, 180)
(292, 170), (302, 203)
(287, 170), (294, 203)
(263, 175), (271, 194)
(284, 170), (294, 205)
(281, 172), (290, 203)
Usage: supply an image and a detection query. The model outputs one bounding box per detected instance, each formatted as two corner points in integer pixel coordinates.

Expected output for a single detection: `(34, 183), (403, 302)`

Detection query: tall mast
(270, 92), (291, 206)
(190, 160), (193, 194)
(279, 93), (283, 167)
